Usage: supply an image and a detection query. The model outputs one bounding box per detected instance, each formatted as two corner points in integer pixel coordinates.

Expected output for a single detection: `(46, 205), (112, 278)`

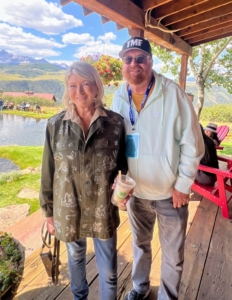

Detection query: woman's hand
(47, 216), (55, 235)
(112, 176), (134, 208)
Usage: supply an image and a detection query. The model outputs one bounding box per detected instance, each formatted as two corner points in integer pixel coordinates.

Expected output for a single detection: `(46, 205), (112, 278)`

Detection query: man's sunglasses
(122, 55), (150, 65)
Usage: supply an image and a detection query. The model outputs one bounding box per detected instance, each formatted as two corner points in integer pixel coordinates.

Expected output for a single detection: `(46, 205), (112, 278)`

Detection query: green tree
(152, 37), (232, 119)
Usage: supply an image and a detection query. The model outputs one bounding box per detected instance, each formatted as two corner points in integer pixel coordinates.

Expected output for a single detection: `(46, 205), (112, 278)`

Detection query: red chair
(191, 156), (232, 219)
(215, 125), (230, 150)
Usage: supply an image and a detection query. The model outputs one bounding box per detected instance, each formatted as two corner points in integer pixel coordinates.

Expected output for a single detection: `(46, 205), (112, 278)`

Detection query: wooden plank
(179, 54), (188, 90)
(67, 0), (191, 55)
(101, 15), (110, 24)
(82, 6), (94, 16)
(187, 27), (232, 44)
(179, 198), (218, 300)
(197, 211), (232, 299)
(116, 23), (125, 30)
(152, 0), (208, 19)
(142, 0), (173, 11)
(162, 0), (232, 27)
(59, 0), (72, 5)
(181, 21), (232, 40)
(191, 32), (232, 46)
(169, 3), (232, 31)
(178, 13), (232, 37)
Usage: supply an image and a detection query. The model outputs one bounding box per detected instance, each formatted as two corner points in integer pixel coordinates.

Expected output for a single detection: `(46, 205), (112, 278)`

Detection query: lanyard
(128, 75), (154, 130)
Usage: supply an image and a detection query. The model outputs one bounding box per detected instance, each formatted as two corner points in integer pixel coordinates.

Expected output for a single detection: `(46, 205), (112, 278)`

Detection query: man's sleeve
(174, 92), (205, 194)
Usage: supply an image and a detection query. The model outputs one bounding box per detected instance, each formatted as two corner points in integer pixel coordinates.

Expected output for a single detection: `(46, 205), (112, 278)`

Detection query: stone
(0, 204), (30, 230)
(17, 187), (39, 199)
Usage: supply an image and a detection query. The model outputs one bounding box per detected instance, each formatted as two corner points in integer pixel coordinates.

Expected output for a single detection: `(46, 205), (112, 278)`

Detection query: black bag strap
(41, 220), (54, 249)
(52, 237), (60, 286)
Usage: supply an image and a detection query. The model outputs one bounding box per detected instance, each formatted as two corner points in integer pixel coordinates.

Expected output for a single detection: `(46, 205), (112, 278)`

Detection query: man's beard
(123, 67), (146, 85)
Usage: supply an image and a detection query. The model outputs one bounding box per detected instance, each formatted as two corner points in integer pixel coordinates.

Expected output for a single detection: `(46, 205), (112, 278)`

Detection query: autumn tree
(151, 37), (232, 119)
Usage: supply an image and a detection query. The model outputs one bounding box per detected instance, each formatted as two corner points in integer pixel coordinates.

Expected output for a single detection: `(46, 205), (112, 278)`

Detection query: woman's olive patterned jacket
(39, 107), (127, 242)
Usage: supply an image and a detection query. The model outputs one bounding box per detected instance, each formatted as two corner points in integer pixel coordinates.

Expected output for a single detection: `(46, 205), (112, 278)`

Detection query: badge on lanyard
(126, 133), (139, 159)
(128, 75), (154, 131)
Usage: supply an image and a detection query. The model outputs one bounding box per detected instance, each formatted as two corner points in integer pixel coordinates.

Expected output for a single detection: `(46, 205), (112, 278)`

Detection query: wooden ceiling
(60, 0), (232, 56)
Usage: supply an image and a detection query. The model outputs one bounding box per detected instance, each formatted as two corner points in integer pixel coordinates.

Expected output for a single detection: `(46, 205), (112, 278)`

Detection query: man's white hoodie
(111, 71), (205, 200)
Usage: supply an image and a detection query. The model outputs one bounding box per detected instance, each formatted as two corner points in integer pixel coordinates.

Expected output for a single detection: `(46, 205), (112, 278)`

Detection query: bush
(200, 104), (232, 123)
(81, 54), (122, 86)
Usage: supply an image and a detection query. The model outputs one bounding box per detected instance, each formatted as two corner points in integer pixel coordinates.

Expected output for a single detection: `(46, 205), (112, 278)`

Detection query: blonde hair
(62, 61), (104, 109)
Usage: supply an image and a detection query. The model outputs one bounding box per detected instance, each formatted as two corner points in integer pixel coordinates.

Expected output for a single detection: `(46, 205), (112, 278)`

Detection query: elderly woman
(39, 62), (128, 300)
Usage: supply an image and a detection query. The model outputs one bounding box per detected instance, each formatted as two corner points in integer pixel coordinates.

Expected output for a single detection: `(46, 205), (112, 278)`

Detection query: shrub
(81, 54), (122, 86)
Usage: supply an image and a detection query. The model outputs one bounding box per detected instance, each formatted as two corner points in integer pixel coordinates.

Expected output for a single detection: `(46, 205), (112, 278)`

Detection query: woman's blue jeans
(66, 234), (117, 300)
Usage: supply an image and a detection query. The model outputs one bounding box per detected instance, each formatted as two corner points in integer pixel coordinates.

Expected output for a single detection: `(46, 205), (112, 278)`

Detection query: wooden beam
(152, 0), (208, 19)
(101, 16), (110, 24)
(59, 0), (72, 5)
(169, 3), (232, 31)
(179, 55), (188, 90)
(69, 0), (192, 55)
(191, 32), (232, 46)
(82, 6), (94, 16)
(181, 21), (232, 40)
(116, 23), (124, 30)
(142, 0), (173, 11)
(187, 27), (232, 44)
(162, 0), (232, 27)
(130, 28), (144, 37)
(178, 13), (232, 37)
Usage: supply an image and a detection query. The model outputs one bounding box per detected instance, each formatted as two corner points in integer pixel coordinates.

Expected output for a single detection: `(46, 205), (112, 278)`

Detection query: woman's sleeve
(39, 123), (55, 217)
(117, 121), (128, 175)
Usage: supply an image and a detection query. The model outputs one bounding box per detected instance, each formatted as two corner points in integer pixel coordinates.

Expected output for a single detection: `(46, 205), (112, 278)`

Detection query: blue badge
(126, 133), (139, 159)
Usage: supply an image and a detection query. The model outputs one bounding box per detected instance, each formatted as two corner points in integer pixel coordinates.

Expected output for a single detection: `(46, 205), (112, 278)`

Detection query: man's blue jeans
(66, 234), (117, 300)
(127, 196), (189, 300)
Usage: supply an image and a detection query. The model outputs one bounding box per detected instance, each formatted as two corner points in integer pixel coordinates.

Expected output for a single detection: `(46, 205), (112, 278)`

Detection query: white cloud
(62, 32), (121, 58)
(62, 33), (94, 45)
(0, 23), (65, 58)
(48, 59), (73, 66)
(74, 43), (121, 58)
(98, 32), (117, 42)
(0, 0), (82, 35)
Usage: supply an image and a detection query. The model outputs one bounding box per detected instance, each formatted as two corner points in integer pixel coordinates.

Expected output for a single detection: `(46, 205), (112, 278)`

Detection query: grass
(0, 146), (43, 169)
(0, 106), (63, 119)
(0, 146), (43, 213)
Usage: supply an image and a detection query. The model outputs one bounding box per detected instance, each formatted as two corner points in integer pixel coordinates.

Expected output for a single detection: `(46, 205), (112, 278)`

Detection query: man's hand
(47, 216), (55, 235)
(172, 188), (189, 208)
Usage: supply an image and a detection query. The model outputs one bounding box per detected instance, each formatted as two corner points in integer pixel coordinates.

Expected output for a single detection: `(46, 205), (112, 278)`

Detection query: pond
(0, 114), (47, 146)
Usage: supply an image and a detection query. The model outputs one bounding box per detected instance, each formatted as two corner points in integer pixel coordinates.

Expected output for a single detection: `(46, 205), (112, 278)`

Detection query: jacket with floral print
(39, 107), (128, 242)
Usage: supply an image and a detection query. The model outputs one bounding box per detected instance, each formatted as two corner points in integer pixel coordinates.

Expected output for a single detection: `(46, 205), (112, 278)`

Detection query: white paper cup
(111, 175), (136, 210)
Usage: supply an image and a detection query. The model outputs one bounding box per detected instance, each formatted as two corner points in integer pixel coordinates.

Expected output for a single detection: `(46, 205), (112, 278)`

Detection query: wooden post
(179, 54), (188, 90)
(130, 28), (144, 38)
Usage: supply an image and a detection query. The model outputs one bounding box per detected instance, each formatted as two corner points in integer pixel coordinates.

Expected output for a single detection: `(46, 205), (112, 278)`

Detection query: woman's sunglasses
(122, 55), (150, 65)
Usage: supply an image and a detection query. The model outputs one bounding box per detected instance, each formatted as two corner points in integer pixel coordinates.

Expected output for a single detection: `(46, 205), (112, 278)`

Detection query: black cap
(119, 37), (152, 58)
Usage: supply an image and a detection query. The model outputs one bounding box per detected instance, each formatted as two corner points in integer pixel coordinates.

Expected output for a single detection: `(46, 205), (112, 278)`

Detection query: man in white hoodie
(111, 37), (204, 300)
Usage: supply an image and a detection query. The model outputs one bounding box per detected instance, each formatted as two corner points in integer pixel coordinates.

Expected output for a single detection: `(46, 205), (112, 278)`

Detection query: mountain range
(0, 49), (68, 70)
(0, 50), (231, 106)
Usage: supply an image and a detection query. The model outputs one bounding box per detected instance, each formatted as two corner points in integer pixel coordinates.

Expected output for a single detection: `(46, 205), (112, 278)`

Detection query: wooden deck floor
(15, 193), (232, 300)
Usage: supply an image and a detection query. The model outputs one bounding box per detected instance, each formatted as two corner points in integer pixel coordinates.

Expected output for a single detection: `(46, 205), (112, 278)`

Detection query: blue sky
(0, 0), (133, 65)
